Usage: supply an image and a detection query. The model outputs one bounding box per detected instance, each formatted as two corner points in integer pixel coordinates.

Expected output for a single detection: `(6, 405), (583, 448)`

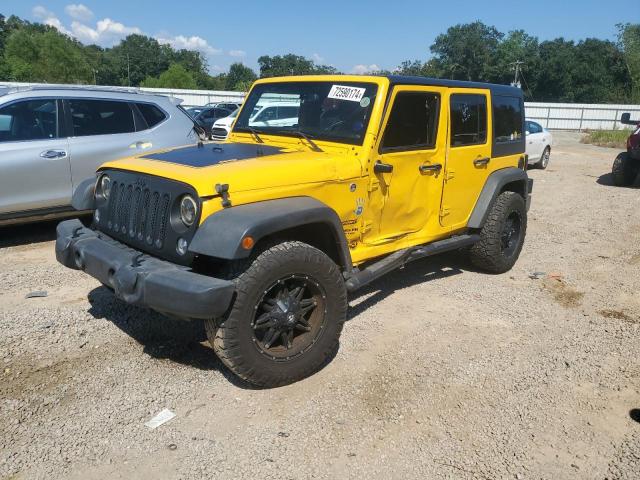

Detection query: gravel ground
(1, 132), (639, 479)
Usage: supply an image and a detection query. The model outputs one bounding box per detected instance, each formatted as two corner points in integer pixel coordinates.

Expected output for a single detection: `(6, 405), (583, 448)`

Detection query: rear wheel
(468, 191), (527, 274)
(537, 147), (550, 169)
(612, 152), (637, 186)
(205, 241), (347, 387)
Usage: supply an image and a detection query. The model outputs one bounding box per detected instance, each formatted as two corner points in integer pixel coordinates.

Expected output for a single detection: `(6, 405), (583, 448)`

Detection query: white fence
(525, 102), (640, 131)
(2, 81), (639, 131)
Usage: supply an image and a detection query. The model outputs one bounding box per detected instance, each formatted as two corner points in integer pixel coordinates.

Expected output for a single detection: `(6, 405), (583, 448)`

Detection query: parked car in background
(0, 85), (199, 225)
(191, 106), (234, 139)
(211, 109), (238, 140)
(205, 102), (242, 111)
(525, 120), (553, 169)
(611, 112), (640, 186)
(210, 102), (300, 141)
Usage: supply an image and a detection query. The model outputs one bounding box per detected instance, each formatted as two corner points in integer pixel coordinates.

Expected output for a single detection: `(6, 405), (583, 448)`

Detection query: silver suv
(0, 85), (199, 225)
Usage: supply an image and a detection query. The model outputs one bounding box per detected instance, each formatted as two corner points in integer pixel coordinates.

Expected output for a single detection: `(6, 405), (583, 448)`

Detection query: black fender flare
(71, 177), (96, 211)
(467, 168), (531, 229)
(188, 196), (353, 269)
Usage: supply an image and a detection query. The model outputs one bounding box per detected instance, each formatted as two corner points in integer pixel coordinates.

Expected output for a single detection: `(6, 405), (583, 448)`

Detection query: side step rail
(345, 234), (480, 292)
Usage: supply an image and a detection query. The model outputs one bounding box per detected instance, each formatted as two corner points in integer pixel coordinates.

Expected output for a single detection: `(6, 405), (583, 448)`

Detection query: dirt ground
(1, 132), (639, 480)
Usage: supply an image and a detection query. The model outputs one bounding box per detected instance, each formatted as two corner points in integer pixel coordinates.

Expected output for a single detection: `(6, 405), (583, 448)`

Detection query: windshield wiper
(236, 126), (265, 144)
(277, 130), (323, 152)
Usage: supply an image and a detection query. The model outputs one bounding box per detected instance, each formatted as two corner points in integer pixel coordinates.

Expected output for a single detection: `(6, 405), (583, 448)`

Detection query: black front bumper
(56, 219), (235, 319)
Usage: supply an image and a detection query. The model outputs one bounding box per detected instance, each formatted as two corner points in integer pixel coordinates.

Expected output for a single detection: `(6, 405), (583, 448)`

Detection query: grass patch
(581, 129), (632, 148)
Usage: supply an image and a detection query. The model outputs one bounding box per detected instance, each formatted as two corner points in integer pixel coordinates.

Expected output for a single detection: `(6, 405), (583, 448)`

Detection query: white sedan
(525, 120), (553, 169)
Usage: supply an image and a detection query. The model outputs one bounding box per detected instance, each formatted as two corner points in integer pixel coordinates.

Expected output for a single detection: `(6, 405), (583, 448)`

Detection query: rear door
(440, 89), (492, 229)
(65, 98), (140, 191)
(0, 98), (71, 214)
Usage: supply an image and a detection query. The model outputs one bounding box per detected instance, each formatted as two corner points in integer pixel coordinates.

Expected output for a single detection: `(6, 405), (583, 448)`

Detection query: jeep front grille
(94, 170), (200, 265)
(105, 181), (171, 249)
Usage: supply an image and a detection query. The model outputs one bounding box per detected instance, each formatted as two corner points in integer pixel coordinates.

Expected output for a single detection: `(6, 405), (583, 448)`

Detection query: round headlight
(98, 174), (111, 200)
(180, 195), (198, 226)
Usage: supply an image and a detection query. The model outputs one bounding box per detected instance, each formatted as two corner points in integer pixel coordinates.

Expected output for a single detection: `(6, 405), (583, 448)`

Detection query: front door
(440, 89), (492, 229)
(367, 86), (447, 242)
(0, 98), (71, 214)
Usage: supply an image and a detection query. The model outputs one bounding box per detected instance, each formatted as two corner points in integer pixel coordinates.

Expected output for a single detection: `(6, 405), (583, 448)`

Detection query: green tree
(490, 30), (540, 97)
(571, 38), (630, 102)
(618, 23), (640, 102)
(107, 34), (172, 86)
(225, 62), (257, 90)
(140, 63), (198, 89)
(4, 27), (92, 83)
(257, 54), (337, 78)
(429, 21), (503, 81)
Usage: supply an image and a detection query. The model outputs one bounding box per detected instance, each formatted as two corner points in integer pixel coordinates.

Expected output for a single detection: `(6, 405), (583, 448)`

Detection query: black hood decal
(141, 142), (286, 167)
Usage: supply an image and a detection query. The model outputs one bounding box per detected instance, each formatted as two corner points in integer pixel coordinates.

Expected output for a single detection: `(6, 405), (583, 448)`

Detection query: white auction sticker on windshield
(327, 85), (366, 103)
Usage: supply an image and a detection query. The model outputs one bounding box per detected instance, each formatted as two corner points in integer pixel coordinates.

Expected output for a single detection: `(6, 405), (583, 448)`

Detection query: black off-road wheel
(468, 191), (527, 274)
(612, 152), (637, 187)
(205, 241), (347, 388)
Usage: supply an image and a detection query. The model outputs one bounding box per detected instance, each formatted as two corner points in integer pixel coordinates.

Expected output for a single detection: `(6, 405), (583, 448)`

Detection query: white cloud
(32, 6), (73, 36)
(70, 18), (142, 46)
(229, 49), (246, 57)
(351, 64), (381, 74)
(65, 4), (94, 22)
(157, 35), (221, 55)
(312, 53), (324, 63)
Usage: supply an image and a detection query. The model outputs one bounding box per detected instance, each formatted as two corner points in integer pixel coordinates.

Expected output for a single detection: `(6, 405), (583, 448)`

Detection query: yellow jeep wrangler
(57, 75), (532, 387)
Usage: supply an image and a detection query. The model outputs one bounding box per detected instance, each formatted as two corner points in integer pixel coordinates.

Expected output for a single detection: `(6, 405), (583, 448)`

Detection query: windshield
(234, 81), (378, 145)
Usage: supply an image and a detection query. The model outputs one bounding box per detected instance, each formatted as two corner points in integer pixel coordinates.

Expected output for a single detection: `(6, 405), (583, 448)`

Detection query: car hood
(99, 142), (351, 197)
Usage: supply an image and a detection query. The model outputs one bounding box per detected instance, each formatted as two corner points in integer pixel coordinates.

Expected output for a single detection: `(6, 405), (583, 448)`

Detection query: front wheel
(612, 152), (637, 187)
(468, 191), (527, 274)
(205, 241), (347, 387)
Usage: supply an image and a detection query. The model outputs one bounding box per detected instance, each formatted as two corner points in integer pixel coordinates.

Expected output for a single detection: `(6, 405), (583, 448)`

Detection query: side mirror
(620, 112), (637, 125)
(525, 130), (530, 136)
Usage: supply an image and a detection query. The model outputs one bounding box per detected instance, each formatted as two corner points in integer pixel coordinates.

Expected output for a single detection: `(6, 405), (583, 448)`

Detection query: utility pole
(509, 60), (524, 88)
(127, 53), (131, 86)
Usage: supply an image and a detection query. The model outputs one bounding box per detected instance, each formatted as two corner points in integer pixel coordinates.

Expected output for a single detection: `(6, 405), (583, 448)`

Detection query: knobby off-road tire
(611, 152), (637, 187)
(469, 191), (527, 274)
(205, 241), (347, 388)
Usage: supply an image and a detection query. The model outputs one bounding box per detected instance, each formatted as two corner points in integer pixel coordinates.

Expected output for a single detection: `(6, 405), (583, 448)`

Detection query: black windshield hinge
(215, 183), (232, 208)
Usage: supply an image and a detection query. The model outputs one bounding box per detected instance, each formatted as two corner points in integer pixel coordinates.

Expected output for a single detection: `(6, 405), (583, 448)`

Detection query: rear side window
(136, 103), (167, 129)
(493, 96), (523, 143)
(0, 99), (58, 142)
(381, 91), (440, 151)
(69, 99), (135, 137)
(527, 121), (542, 134)
(450, 94), (487, 147)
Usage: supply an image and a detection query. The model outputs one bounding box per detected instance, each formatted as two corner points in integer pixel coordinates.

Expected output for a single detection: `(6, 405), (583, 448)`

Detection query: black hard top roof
(385, 75), (523, 97)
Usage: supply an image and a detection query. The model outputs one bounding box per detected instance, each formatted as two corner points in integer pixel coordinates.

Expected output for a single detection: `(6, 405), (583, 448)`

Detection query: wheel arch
(467, 167), (530, 229)
(188, 196), (353, 271)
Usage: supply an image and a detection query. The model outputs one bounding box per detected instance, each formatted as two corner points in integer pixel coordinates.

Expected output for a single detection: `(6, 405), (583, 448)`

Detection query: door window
(0, 99), (58, 142)
(450, 94), (487, 147)
(493, 96), (523, 143)
(68, 99), (135, 137)
(381, 92), (440, 151)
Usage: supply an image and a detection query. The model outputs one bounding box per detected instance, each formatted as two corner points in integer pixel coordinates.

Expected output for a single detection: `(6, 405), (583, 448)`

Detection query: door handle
(40, 149), (67, 159)
(374, 161), (393, 174)
(129, 141), (152, 149)
(473, 157), (490, 167)
(419, 163), (442, 174)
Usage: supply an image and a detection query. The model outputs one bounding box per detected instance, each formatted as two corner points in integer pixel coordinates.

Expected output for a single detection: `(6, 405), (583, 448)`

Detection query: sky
(1, 0), (639, 74)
